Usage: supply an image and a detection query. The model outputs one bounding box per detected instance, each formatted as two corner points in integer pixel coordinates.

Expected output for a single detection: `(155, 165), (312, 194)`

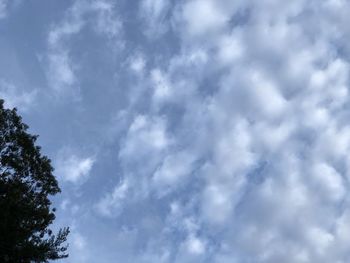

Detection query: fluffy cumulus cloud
(91, 0), (350, 262)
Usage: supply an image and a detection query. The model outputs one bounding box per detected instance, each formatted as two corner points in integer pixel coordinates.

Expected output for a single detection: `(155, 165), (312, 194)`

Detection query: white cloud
(149, 48), (209, 107)
(0, 0), (19, 19)
(129, 53), (146, 74)
(185, 235), (206, 255)
(95, 179), (128, 217)
(45, 1), (86, 94)
(66, 226), (91, 263)
(91, 0), (122, 39)
(55, 150), (95, 184)
(45, 0), (122, 94)
(216, 31), (245, 66)
(310, 162), (345, 203)
(47, 50), (77, 93)
(0, 80), (37, 111)
(0, 0), (8, 19)
(152, 150), (196, 195)
(176, 0), (229, 38)
(88, 0), (350, 261)
(119, 115), (170, 161)
(139, 0), (171, 37)
(150, 69), (171, 102)
(117, 115), (172, 199)
(72, 232), (86, 250)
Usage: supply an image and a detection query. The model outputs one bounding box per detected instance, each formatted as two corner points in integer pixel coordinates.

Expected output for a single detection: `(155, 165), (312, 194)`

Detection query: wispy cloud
(0, 79), (37, 111)
(0, 0), (8, 19)
(44, 0), (122, 95)
(139, 0), (171, 37)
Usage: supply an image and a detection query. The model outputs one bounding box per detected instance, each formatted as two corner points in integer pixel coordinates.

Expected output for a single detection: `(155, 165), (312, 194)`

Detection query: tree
(0, 99), (69, 262)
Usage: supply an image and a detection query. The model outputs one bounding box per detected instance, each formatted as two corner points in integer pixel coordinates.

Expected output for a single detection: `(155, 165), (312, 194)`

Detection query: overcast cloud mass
(2, 0), (350, 262)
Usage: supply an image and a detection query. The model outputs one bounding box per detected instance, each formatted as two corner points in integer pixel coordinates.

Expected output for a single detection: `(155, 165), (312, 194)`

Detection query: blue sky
(2, 0), (350, 262)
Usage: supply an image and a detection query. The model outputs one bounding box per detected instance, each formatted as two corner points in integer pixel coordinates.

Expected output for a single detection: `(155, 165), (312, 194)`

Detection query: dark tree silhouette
(0, 99), (69, 262)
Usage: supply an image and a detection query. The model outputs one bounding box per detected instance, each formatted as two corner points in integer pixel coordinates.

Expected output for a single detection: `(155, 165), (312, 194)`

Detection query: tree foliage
(0, 99), (69, 262)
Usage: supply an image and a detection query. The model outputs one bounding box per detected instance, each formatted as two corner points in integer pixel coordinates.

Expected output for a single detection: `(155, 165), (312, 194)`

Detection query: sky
(1, 0), (350, 262)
